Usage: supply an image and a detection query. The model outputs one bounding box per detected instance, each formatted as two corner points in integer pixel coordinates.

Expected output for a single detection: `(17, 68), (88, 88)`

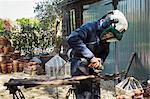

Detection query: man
(67, 10), (128, 99)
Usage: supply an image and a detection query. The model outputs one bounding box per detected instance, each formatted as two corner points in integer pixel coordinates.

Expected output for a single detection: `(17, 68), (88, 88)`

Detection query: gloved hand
(88, 57), (103, 70)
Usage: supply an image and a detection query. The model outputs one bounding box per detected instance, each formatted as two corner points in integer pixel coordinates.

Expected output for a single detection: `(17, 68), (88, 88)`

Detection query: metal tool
(80, 58), (103, 75)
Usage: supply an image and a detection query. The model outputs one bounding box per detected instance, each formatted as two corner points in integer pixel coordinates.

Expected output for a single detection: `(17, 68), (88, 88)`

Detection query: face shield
(100, 25), (124, 42)
(99, 10), (128, 42)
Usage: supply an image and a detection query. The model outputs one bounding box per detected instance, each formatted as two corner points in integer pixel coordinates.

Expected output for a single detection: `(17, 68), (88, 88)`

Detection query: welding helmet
(99, 10), (128, 42)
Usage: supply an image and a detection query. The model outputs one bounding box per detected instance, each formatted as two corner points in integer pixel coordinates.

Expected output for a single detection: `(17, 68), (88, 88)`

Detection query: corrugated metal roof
(60, 0), (101, 7)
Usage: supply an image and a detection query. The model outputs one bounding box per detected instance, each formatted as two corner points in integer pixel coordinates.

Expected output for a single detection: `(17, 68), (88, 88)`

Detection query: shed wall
(83, 0), (150, 80)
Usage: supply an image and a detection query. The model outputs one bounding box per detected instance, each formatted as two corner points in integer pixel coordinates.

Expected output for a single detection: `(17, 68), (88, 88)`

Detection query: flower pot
(0, 47), (3, 53)
(18, 61), (24, 72)
(3, 47), (9, 54)
(12, 54), (18, 60)
(7, 62), (12, 73)
(0, 54), (5, 62)
(10, 47), (15, 52)
(13, 60), (19, 72)
(5, 54), (11, 61)
(0, 37), (8, 46)
(12, 51), (20, 59)
(1, 62), (6, 73)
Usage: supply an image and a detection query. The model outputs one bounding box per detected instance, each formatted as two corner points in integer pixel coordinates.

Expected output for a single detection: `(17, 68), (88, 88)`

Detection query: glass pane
(70, 9), (76, 31)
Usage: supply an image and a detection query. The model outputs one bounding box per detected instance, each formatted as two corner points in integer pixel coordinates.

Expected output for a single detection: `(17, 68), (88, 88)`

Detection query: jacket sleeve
(67, 24), (95, 59)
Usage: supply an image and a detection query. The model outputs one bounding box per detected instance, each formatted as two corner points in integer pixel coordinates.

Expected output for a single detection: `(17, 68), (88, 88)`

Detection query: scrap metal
(4, 52), (137, 99)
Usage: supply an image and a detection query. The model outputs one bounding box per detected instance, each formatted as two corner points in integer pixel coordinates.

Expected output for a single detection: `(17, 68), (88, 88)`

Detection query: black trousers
(73, 77), (101, 99)
(71, 58), (101, 99)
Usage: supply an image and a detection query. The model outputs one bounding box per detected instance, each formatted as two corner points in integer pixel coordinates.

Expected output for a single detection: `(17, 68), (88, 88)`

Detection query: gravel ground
(0, 73), (116, 99)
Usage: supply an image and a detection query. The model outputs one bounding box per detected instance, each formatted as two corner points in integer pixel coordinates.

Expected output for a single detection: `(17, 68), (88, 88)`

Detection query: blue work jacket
(67, 20), (110, 75)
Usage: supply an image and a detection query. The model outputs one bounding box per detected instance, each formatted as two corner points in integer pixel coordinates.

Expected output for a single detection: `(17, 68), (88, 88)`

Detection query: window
(70, 9), (76, 31)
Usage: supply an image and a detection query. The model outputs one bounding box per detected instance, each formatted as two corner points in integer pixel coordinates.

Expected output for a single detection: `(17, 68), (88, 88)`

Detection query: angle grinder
(80, 58), (104, 74)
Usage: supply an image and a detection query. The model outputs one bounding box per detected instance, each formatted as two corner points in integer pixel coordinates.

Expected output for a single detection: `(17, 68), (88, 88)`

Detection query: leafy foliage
(0, 19), (12, 38)
(0, 19), (4, 33)
(10, 18), (40, 54)
(34, 0), (63, 52)
(0, 0), (64, 56)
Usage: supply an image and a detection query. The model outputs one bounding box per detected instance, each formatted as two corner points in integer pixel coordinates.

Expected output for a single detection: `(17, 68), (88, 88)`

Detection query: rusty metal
(4, 78), (79, 99)
(4, 52), (137, 99)
(124, 52), (136, 79)
(4, 72), (125, 99)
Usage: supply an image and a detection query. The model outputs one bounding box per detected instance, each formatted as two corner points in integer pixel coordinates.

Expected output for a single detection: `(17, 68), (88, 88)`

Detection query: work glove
(88, 57), (103, 70)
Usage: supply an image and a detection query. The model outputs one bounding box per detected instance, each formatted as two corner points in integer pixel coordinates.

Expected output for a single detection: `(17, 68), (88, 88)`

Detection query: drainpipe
(112, 0), (118, 10)
(112, 0), (119, 83)
(114, 42), (119, 78)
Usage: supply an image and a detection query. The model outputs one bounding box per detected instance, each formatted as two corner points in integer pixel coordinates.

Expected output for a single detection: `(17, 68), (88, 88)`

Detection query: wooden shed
(60, 0), (150, 81)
